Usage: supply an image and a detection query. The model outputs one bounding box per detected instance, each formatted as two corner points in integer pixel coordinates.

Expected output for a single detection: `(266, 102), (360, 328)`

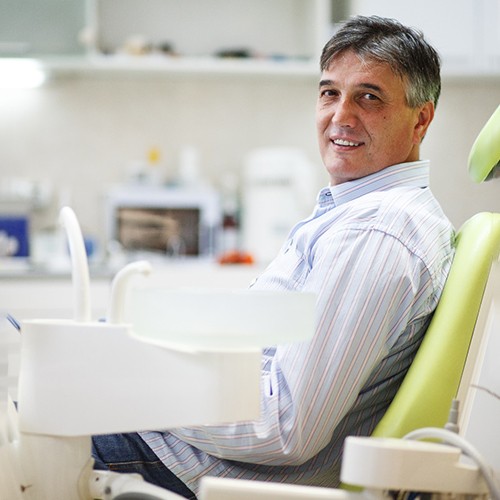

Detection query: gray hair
(320, 15), (441, 108)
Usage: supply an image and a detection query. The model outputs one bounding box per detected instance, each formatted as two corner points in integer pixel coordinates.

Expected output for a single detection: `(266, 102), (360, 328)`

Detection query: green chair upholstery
(370, 211), (500, 440)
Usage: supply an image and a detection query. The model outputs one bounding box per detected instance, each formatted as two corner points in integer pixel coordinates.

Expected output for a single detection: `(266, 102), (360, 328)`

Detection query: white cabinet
(83, 0), (332, 77)
(0, 0), (85, 57)
(348, 0), (500, 77)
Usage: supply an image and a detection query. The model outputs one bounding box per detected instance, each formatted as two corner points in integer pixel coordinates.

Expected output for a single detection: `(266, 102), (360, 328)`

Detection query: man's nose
(332, 98), (356, 128)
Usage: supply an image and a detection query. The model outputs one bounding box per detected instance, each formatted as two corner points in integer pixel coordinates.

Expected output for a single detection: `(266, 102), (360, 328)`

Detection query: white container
(241, 148), (316, 264)
(18, 320), (262, 436)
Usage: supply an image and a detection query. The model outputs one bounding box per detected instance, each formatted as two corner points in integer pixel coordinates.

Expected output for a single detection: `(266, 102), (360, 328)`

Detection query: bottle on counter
(128, 146), (165, 185)
(217, 172), (253, 265)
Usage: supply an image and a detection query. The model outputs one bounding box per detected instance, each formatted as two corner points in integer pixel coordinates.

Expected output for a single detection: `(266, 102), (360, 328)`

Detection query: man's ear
(414, 101), (435, 144)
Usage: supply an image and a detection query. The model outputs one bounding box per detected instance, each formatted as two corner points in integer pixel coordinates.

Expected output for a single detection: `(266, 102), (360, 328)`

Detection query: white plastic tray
(129, 288), (316, 352)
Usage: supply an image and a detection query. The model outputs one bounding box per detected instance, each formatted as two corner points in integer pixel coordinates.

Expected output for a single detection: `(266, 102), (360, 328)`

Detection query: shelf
(9, 54), (320, 80)
(88, 54), (319, 77)
(3, 53), (500, 85)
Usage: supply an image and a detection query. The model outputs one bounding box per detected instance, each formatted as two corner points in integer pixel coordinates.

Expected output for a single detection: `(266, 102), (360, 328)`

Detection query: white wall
(1, 74), (499, 248)
(423, 79), (500, 227)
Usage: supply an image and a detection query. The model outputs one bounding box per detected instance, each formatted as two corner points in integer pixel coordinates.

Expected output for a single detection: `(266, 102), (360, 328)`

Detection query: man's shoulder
(330, 185), (453, 253)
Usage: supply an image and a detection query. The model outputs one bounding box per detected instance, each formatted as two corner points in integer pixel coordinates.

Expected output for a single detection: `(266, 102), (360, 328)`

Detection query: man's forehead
(325, 50), (394, 73)
(321, 52), (405, 88)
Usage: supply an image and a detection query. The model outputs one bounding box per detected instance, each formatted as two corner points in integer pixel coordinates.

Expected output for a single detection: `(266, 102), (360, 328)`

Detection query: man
(93, 16), (455, 498)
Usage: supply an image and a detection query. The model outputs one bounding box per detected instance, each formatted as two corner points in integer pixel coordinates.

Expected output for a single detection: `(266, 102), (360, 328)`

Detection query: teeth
(333, 139), (360, 147)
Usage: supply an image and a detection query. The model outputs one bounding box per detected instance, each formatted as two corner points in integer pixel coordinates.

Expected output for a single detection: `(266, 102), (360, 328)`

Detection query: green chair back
(371, 212), (500, 440)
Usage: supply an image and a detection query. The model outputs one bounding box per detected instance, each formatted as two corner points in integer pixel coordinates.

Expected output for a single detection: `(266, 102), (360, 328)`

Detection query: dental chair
(198, 107), (500, 499)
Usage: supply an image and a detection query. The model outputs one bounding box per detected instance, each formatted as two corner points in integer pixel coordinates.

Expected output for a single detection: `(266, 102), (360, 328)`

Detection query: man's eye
(320, 89), (337, 98)
(362, 93), (379, 101)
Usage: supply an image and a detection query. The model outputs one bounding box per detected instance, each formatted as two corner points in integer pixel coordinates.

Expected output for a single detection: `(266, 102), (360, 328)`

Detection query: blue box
(0, 216), (29, 257)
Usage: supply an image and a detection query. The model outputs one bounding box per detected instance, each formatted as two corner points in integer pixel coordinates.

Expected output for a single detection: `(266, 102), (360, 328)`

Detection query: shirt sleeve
(168, 226), (432, 466)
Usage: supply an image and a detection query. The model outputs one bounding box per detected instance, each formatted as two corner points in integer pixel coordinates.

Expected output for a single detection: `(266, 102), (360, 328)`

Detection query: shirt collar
(318, 160), (430, 207)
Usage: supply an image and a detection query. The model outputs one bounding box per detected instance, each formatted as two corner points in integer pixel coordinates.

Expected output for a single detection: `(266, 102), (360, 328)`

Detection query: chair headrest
(468, 105), (500, 182)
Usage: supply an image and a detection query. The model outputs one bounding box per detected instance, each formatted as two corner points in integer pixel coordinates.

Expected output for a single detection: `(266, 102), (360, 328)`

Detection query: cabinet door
(92, 0), (328, 61)
(349, 0), (485, 75)
(483, 0), (500, 72)
(0, 0), (85, 56)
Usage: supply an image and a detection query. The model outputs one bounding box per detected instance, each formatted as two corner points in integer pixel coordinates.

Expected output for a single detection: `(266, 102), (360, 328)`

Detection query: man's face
(316, 50), (434, 186)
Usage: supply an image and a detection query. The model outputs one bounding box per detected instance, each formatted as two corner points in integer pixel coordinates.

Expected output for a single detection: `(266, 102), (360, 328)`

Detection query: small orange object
(218, 250), (254, 265)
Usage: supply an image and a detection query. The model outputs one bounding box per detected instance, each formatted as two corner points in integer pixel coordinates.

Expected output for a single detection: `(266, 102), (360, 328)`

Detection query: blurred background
(1, 0), (499, 279)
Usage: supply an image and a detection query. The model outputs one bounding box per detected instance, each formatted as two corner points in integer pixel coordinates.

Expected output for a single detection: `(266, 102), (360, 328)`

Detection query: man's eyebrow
(318, 79), (333, 88)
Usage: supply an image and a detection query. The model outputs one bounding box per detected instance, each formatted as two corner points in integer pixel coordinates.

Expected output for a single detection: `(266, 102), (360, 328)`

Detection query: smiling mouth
(332, 138), (362, 147)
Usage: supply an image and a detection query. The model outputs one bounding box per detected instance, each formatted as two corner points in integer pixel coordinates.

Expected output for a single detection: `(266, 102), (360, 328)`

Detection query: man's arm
(167, 227), (432, 465)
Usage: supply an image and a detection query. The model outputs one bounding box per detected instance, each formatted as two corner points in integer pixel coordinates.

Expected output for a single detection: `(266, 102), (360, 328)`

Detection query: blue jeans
(92, 432), (197, 499)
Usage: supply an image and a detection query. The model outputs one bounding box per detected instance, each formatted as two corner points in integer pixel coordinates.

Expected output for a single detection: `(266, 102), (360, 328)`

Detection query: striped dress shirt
(141, 160), (455, 495)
